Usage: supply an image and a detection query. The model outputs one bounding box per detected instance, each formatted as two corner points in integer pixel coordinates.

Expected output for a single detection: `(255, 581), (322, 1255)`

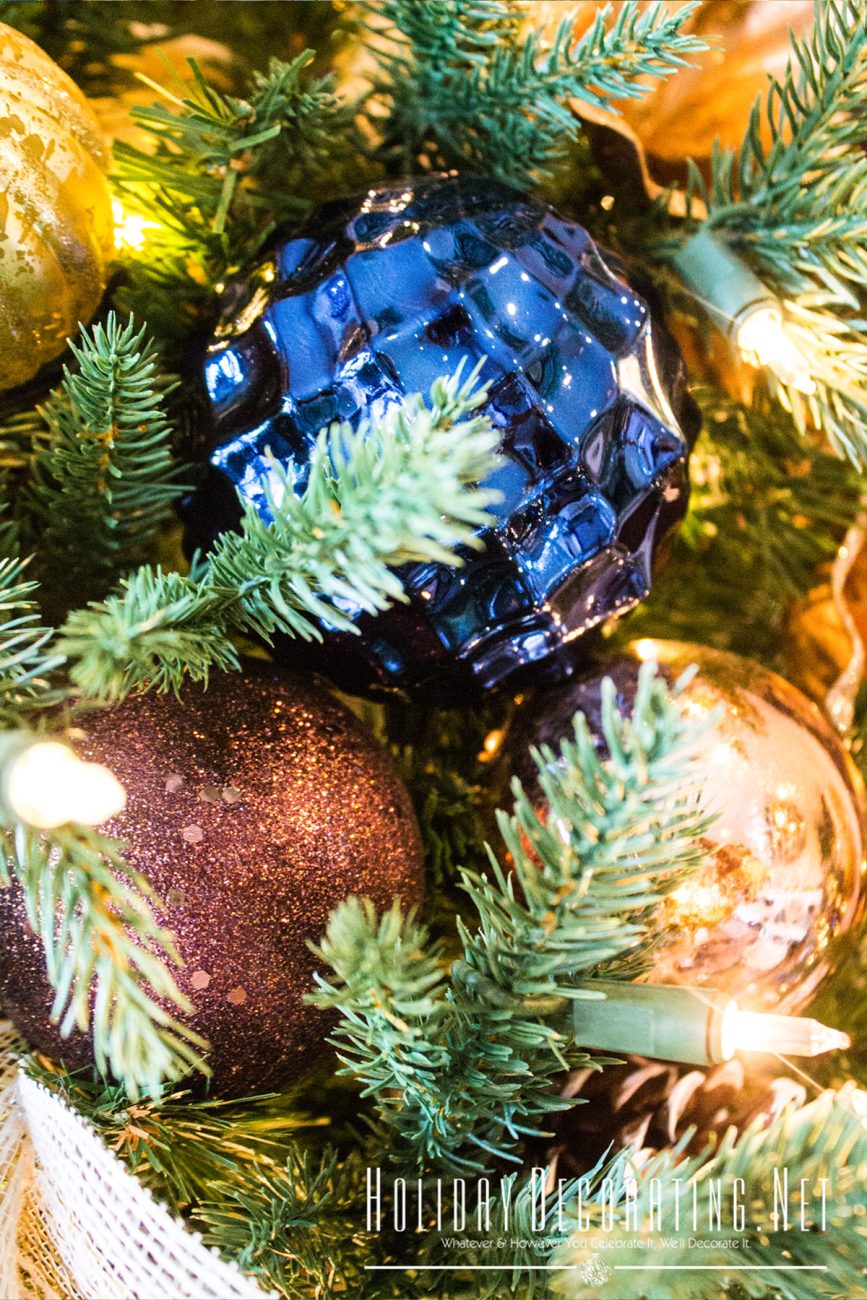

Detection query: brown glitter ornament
(505, 640), (865, 1013)
(0, 23), (114, 390)
(0, 666), (424, 1096)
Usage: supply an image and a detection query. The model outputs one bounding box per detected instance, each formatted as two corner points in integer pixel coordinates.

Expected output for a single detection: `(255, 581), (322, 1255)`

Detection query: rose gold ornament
(506, 640), (865, 1013)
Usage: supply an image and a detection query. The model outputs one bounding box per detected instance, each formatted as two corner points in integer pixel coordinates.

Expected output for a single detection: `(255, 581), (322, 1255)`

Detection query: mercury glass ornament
(506, 640), (865, 1012)
(0, 23), (114, 390)
(183, 173), (697, 697)
(0, 666), (424, 1096)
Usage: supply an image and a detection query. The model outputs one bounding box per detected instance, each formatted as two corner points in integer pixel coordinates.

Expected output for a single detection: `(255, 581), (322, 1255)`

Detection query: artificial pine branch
(5, 820), (204, 1099)
(661, 0), (867, 463)
(59, 362), (501, 701)
(624, 387), (862, 664)
(59, 567), (240, 702)
(310, 664), (711, 1173)
(113, 52), (353, 326)
(552, 1086), (867, 1299)
(23, 314), (183, 616)
(0, 556), (65, 725)
(26, 1059), (321, 1212)
(362, 0), (704, 186)
(196, 1146), (367, 1299)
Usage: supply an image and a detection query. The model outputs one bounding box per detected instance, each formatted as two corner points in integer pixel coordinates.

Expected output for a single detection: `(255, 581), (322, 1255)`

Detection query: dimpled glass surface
(185, 174), (693, 695)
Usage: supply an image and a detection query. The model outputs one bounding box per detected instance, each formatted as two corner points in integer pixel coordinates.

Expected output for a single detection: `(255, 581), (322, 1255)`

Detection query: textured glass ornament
(184, 174), (696, 696)
(0, 666), (424, 1097)
(505, 640), (865, 1013)
(0, 23), (114, 390)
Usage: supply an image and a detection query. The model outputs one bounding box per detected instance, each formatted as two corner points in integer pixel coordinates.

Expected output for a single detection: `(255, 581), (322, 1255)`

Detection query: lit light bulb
(7, 741), (126, 829)
(112, 198), (158, 252)
(572, 980), (849, 1067)
(721, 1004), (850, 1060)
(671, 227), (817, 396)
(736, 305), (816, 396)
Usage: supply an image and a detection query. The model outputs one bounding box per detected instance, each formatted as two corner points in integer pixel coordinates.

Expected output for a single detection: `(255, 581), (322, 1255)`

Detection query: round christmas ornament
(506, 640), (865, 1013)
(183, 173), (697, 697)
(0, 665), (424, 1096)
(0, 23), (114, 391)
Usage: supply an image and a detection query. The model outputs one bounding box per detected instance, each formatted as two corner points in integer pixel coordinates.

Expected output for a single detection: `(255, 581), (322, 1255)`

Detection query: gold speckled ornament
(506, 641), (865, 1013)
(0, 666), (424, 1096)
(0, 23), (114, 390)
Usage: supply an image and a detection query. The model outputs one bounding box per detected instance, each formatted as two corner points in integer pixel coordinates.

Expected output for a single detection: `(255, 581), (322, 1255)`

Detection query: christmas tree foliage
(0, 2), (866, 1298)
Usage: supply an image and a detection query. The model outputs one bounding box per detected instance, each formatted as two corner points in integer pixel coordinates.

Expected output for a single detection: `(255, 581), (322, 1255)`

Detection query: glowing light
(479, 728), (505, 761)
(736, 305), (816, 395)
(632, 638), (661, 663)
(7, 742), (126, 829)
(721, 1003), (850, 1061)
(112, 199), (158, 252)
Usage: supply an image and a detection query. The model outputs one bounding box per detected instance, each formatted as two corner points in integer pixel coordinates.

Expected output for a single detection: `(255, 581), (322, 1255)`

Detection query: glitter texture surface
(183, 173), (695, 697)
(506, 641), (865, 1012)
(0, 665), (424, 1096)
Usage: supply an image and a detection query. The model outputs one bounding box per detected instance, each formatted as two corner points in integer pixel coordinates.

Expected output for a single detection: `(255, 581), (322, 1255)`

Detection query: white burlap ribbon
(0, 1023), (273, 1300)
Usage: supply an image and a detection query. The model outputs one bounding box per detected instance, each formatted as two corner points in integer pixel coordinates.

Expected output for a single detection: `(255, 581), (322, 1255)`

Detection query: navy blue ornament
(184, 174), (696, 696)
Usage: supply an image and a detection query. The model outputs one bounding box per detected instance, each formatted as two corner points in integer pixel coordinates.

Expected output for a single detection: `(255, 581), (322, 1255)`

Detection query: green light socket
(573, 981), (734, 1066)
(671, 225), (773, 337)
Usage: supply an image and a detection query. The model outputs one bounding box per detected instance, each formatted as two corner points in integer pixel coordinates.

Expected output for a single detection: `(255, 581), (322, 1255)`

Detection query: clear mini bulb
(721, 1005), (850, 1060)
(736, 305), (816, 396)
(7, 741), (126, 829)
(572, 981), (849, 1067)
(111, 198), (158, 252)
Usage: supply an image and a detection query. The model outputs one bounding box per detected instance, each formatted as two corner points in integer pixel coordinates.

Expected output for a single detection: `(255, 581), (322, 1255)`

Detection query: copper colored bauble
(0, 23), (114, 390)
(618, 1), (814, 177)
(506, 640), (865, 1013)
(0, 666), (424, 1096)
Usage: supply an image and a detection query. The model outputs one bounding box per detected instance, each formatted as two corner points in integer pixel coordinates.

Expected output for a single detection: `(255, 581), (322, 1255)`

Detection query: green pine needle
(363, 0), (704, 186)
(310, 663), (712, 1172)
(26, 1060), (322, 1212)
(0, 556), (66, 725)
(665, 0), (867, 464)
(24, 314), (184, 614)
(59, 567), (240, 703)
(4, 820), (205, 1099)
(196, 1146), (367, 1298)
(60, 361), (501, 702)
(113, 52), (353, 318)
(552, 1086), (867, 1298)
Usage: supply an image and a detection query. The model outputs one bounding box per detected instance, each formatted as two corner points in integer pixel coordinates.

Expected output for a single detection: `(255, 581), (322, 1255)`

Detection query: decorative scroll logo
(580, 1253), (611, 1286)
